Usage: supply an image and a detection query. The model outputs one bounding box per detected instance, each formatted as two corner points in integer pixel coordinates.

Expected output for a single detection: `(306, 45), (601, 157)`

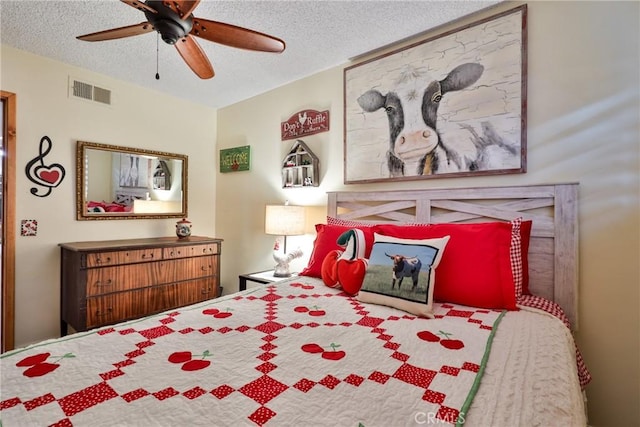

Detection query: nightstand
(238, 270), (297, 291)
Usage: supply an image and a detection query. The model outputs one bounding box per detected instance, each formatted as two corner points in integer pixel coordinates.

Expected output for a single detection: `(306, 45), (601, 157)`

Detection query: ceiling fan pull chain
(155, 32), (160, 80)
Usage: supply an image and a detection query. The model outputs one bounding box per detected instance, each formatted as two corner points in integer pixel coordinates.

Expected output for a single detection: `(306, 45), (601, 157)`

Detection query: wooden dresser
(59, 236), (222, 335)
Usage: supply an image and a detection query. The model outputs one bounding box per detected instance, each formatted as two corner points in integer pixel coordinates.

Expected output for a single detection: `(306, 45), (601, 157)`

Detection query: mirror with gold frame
(76, 141), (188, 220)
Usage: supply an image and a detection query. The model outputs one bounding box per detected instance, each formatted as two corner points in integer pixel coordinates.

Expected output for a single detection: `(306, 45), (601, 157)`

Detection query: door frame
(2, 90), (16, 352)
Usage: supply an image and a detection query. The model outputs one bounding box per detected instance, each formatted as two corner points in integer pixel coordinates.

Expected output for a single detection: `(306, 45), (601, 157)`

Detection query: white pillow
(357, 233), (450, 317)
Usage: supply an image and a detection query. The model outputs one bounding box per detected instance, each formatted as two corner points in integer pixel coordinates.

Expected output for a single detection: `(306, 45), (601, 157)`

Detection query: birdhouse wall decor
(281, 140), (319, 188)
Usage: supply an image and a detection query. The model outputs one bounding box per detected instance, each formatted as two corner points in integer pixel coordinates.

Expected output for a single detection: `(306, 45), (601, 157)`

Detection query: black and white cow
(357, 63), (484, 177)
(385, 253), (422, 290)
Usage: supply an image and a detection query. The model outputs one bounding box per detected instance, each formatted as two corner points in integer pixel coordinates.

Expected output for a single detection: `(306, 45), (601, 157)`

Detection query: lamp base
(272, 244), (303, 279)
(273, 271), (292, 278)
(273, 263), (293, 278)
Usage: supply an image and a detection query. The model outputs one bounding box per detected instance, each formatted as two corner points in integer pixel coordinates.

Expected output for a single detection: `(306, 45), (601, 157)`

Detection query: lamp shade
(265, 204), (305, 236)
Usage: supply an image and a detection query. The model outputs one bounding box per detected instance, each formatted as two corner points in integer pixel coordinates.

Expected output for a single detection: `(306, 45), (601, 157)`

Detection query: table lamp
(265, 202), (305, 277)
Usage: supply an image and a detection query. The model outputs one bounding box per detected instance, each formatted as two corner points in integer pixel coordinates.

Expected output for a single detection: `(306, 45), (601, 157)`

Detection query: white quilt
(0, 277), (585, 426)
(467, 306), (587, 426)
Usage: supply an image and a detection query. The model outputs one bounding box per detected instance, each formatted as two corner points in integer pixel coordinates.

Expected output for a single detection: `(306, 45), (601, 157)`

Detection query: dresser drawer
(150, 279), (217, 312)
(184, 256), (218, 279)
(86, 279), (217, 329)
(158, 257), (218, 281)
(85, 248), (162, 267)
(86, 295), (117, 329)
(86, 257), (217, 296)
(163, 243), (219, 259)
(86, 289), (151, 329)
(86, 262), (166, 296)
(173, 278), (217, 307)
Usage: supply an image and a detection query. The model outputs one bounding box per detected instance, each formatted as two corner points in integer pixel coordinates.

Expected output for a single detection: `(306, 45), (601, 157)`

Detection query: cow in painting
(357, 63), (484, 177)
(385, 253), (422, 290)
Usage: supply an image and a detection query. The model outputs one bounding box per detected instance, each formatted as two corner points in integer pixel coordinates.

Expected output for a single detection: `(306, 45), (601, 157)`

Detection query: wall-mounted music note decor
(25, 136), (66, 197)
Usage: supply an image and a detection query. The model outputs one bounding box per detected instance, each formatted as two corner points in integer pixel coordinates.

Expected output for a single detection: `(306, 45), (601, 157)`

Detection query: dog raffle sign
(281, 109), (330, 140)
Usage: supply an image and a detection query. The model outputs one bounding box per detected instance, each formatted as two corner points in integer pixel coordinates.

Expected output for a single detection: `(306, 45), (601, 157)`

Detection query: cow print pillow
(357, 233), (450, 318)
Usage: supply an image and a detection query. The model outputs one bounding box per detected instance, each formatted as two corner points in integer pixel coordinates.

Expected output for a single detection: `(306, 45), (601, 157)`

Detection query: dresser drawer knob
(201, 287), (212, 295)
(96, 257), (111, 264)
(96, 308), (113, 316)
(95, 279), (113, 287)
(142, 253), (154, 259)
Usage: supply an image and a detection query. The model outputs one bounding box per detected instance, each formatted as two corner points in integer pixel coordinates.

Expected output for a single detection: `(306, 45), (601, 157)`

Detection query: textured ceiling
(1, 0), (501, 109)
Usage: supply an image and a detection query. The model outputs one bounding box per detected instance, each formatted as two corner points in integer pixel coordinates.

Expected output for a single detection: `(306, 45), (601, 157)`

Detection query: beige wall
(216, 2), (639, 425)
(0, 46), (218, 347)
(1, 1), (637, 425)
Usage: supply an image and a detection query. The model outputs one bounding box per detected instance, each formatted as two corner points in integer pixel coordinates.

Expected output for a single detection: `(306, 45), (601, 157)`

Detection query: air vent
(72, 80), (93, 100)
(69, 77), (112, 106)
(93, 86), (111, 105)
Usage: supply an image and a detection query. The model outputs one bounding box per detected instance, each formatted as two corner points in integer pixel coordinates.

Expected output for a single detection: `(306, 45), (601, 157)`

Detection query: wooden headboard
(327, 183), (579, 328)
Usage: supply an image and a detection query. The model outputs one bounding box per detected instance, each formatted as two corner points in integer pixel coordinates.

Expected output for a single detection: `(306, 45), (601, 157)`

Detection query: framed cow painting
(343, 5), (527, 184)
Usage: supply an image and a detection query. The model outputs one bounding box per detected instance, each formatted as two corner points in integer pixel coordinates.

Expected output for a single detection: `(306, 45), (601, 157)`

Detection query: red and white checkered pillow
(509, 217), (524, 299)
(326, 216), (375, 228)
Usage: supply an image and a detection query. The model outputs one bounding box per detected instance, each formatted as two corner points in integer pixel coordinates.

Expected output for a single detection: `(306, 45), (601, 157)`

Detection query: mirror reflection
(76, 141), (188, 220)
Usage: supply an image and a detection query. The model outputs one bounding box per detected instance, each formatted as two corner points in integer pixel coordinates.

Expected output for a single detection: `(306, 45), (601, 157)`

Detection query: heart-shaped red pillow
(321, 229), (369, 295)
(336, 258), (368, 295)
(320, 250), (341, 288)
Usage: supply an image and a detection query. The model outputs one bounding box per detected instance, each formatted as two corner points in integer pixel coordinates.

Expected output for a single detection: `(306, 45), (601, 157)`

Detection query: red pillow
(300, 224), (375, 278)
(373, 221), (532, 309)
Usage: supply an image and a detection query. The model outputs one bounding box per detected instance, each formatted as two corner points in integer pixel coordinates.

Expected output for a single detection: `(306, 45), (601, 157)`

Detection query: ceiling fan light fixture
(77, 0), (286, 79)
(144, 1), (193, 45)
(154, 19), (190, 44)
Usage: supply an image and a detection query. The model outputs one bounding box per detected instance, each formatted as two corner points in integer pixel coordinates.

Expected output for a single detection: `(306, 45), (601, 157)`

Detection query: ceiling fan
(77, 0), (286, 79)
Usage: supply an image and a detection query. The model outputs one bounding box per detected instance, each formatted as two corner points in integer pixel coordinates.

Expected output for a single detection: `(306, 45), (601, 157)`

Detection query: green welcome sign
(220, 145), (251, 173)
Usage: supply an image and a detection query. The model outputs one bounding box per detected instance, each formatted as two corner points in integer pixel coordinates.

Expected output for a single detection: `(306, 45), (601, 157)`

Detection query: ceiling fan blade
(163, 0), (200, 18)
(190, 17), (285, 53)
(120, 0), (157, 14)
(77, 22), (154, 42)
(174, 36), (214, 79)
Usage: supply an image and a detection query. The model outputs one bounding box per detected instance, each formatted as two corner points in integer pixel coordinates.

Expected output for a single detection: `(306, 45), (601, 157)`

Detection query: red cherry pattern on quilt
(0, 281), (504, 426)
(294, 305), (326, 317)
(15, 352), (75, 377)
(417, 330), (465, 350)
(168, 350), (213, 371)
(203, 308), (233, 319)
(301, 342), (346, 361)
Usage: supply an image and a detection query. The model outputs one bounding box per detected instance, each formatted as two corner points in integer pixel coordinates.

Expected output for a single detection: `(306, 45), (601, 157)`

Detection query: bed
(0, 183), (589, 426)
